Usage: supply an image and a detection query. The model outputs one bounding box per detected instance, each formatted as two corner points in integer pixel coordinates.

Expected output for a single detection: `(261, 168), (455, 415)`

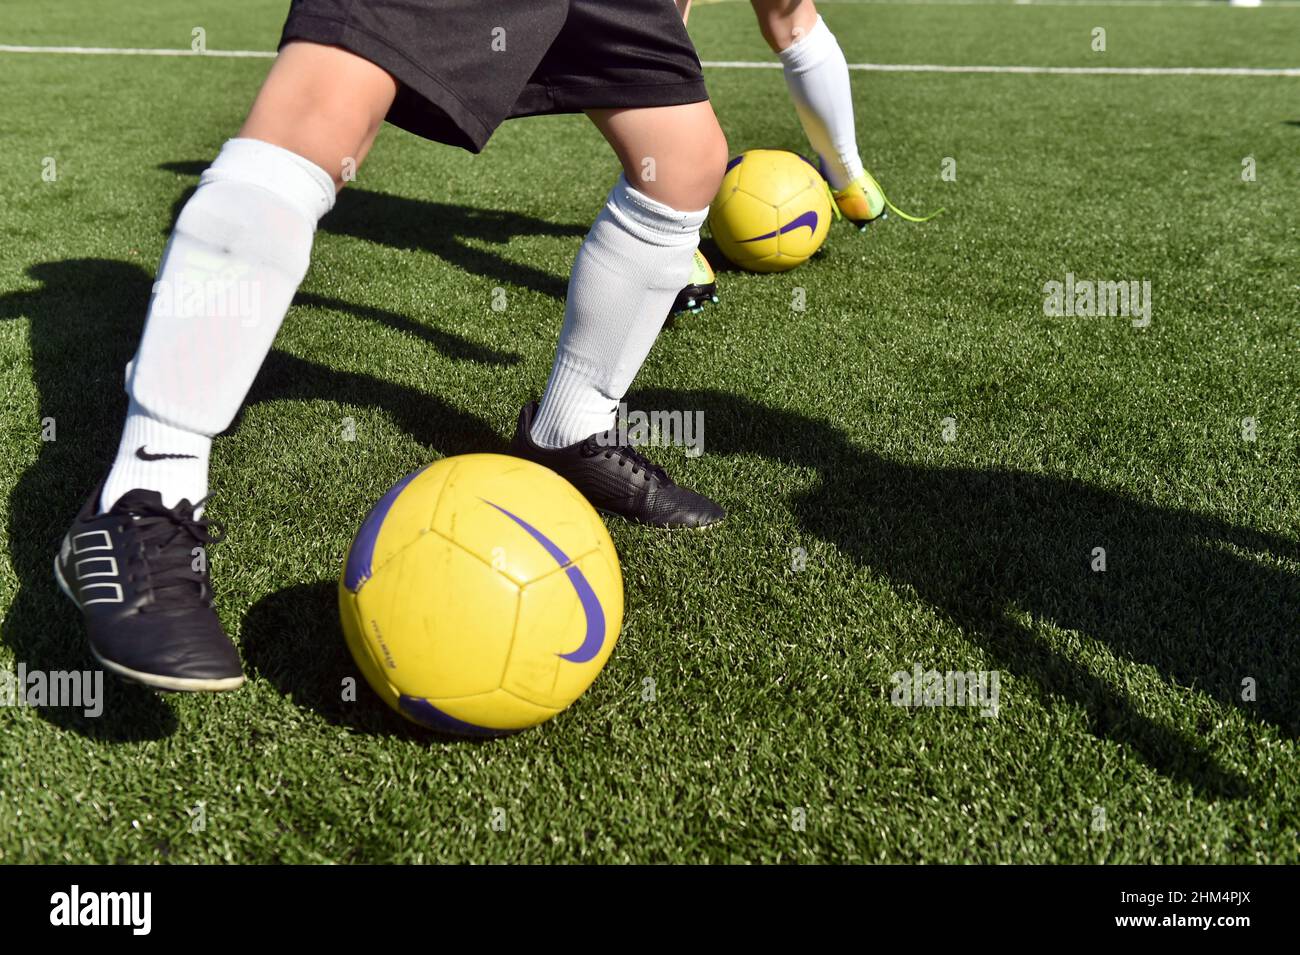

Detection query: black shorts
(278, 0), (709, 152)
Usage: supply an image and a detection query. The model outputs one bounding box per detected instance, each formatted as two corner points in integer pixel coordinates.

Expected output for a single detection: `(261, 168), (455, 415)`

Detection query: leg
(64, 43), (397, 693)
(530, 101), (726, 446)
(591, 101), (727, 319)
(751, 0), (818, 53)
(512, 102), (729, 528)
(239, 41), (396, 188)
(585, 101), (727, 212)
(100, 42), (396, 512)
(752, 0), (880, 218)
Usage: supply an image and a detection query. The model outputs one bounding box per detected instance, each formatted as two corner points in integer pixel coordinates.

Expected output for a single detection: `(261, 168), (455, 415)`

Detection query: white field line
(711, 60), (1300, 75)
(0, 44), (1296, 76)
(0, 44), (275, 57)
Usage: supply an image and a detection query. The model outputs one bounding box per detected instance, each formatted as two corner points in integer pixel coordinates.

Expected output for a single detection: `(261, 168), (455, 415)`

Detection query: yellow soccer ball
(338, 454), (623, 735)
(708, 148), (833, 273)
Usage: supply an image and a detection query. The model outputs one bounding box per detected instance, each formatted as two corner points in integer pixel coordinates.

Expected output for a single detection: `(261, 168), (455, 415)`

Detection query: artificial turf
(0, 0), (1297, 863)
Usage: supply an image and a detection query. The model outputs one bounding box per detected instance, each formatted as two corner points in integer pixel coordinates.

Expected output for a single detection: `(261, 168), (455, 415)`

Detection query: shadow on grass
(628, 387), (1300, 798)
(241, 581), (418, 740)
(159, 160), (586, 303)
(242, 385), (1298, 789)
(6, 258), (1294, 791)
(0, 257), (503, 740)
(239, 580), (498, 745)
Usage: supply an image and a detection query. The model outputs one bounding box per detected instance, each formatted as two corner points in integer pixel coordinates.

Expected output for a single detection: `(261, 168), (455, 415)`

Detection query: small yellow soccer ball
(339, 454), (623, 735)
(708, 148), (833, 273)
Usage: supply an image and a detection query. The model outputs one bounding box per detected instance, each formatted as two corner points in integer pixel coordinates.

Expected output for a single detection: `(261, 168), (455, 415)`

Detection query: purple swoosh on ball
(739, 209), (819, 243)
(344, 465), (428, 592)
(399, 695), (516, 736)
(483, 500), (607, 664)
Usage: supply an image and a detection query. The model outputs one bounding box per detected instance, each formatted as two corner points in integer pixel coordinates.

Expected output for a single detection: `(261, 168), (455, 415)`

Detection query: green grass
(1, 0), (1298, 863)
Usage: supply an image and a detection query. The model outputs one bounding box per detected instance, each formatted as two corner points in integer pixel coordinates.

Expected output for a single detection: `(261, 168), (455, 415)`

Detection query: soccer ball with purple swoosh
(707, 148), (833, 273)
(339, 454), (623, 735)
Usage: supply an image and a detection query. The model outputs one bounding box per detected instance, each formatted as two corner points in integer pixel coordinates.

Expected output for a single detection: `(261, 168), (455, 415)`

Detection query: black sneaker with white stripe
(54, 486), (245, 692)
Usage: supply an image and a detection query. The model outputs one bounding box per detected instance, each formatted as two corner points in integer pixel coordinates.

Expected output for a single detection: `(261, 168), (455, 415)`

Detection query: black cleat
(54, 486), (245, 692)
(668, 249), (720, 318)
(508, 402), (726, 529)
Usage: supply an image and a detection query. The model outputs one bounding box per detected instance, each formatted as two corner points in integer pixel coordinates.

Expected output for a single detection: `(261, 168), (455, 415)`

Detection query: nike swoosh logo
(739, 210), (819, 243)
(483, 500), (606, 664)
(135, 445), (198, 461)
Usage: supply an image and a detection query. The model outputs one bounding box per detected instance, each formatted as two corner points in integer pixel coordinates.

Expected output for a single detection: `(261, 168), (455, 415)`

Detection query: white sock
(531, 176), (707, 449)
(100, 137), (335, 513)
(779, 15), (865, 190)
(100, 400), (214, 511)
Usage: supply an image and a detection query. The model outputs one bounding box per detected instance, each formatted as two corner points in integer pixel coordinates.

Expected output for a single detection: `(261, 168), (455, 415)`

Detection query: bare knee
(589, 102), (729, 211)
(689, 121), (731, 210)
(751, 0), (818, 53)
(239, 42), (397, 188)
(637, 120), (727, 210)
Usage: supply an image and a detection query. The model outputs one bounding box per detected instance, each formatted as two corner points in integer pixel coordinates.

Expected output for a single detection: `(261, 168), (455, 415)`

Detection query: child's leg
(99, 43), (396, 512)
(530, 101), (728, 448)
(752, 0), (866, 191)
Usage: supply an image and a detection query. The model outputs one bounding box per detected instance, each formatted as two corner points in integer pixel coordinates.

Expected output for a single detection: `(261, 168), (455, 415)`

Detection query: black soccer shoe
(54, 486), (245, 692)
(508, 402), (725, 529)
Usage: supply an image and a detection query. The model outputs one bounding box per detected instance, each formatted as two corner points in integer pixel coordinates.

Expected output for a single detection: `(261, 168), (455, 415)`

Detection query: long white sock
(100, 138), (335, 512)
(779, 15), (865, 190)
(531, 177), (707, 449)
